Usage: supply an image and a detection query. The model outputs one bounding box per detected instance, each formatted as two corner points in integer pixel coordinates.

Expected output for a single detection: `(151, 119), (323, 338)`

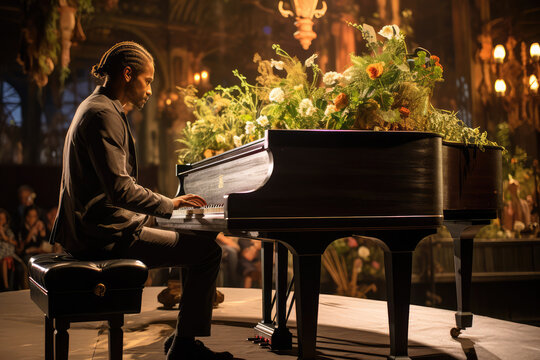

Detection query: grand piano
(157, 129), (502, 359)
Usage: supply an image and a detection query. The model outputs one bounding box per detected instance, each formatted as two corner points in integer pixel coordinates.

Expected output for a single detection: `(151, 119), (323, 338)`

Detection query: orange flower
(204, 149), (214, 158)
(399, 107), (410, 117)
(366, 62), (384, 79)
(333, 93), (349, 110)
(431, 55), (440, 64)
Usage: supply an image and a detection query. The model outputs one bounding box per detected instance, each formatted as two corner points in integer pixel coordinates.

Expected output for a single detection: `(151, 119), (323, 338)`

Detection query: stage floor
(1, 287), (538, 360)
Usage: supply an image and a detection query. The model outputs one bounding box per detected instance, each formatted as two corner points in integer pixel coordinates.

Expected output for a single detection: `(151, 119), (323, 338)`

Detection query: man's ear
(123, 66), (133, 82)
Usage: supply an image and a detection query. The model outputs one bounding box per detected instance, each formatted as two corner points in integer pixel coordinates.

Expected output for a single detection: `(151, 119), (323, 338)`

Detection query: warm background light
(493, 44), (506, 63)
(194, 72), (201, 84)
(494, 79), (507, 96)
(529, 74), (539, 93)
(165, 98), (172, 106)
(201, 70), (209, 80)
(530, 42), (540, 61)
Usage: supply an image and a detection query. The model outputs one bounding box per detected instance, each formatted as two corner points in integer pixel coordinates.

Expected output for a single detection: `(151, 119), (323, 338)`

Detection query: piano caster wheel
(450, 327), (462, 338)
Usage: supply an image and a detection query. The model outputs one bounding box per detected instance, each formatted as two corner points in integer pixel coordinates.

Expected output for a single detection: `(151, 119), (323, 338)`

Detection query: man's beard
(135, 98), (148, 110)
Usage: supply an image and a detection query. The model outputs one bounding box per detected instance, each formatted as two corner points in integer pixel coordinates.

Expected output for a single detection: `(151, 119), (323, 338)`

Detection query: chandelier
(278, 0), (327, 50)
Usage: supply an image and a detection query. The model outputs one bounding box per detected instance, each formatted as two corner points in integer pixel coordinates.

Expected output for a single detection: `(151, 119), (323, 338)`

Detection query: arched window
(0, 81), (22, 127)
(0, 81), (23, 163)
(40, 66), (96, 164)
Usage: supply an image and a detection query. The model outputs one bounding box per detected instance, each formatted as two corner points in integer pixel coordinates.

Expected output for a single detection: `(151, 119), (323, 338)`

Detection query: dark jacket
(50, 86), (173, 253)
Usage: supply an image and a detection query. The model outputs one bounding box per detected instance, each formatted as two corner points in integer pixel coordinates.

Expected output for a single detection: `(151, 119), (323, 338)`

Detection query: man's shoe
(166, 339), (233, 360)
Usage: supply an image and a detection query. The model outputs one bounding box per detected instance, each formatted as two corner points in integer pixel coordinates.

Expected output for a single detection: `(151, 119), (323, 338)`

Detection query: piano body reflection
(158, 129), (444, 359)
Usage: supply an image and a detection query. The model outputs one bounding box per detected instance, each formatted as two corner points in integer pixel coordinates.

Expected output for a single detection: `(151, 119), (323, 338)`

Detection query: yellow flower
(366, 62), (384, 79)
(204, 149), (214, 158)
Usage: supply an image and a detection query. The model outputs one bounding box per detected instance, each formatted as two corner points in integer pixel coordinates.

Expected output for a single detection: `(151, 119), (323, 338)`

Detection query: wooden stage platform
(1, 287), (538, 359)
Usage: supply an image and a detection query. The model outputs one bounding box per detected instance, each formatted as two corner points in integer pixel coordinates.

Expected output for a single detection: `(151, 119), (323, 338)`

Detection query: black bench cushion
(29, 254), (148, 318)
(29, 254), (148, 292)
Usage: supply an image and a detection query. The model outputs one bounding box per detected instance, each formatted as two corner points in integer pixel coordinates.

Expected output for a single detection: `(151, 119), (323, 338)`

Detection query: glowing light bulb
(201, 70), (209, 80)
(194, 73), (201, 84)
(529, 74), (539, 93)
(530, 43), (540, 62)
(494, 79), (506, 96)
(165, 98), (172, 106)
(493, 44), (506, 63)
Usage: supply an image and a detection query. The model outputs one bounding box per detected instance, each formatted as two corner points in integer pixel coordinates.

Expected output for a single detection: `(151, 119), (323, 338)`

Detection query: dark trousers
(115, 226), (221, 337)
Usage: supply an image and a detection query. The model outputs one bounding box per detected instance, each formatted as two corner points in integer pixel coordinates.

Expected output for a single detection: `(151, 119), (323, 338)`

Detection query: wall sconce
(278, 0), (327, 50)
(193, 70), (209, 86)
(480, 36), (540, 130)
(493, 44), (506, 64)
(494, 79), (507, 96)
(530, 74), (539, 94)
(531, 42), (540, 62)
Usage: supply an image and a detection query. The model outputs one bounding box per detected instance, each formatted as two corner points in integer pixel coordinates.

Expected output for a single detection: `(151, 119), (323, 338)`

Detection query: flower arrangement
(177, 23), (499, 164)
(321, 237), (384, 298)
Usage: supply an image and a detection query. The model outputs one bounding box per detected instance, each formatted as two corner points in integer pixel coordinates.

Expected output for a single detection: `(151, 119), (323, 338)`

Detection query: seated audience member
(215, 233), (240, 287)
(238, 239), (261, 288)
(18, 206), (48, 264)
(13, 185), (40, 232)
(0, 209), (19, 290)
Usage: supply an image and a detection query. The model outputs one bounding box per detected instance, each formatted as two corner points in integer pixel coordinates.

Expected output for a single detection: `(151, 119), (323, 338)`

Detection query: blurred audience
(13, 185), (41, 233)
(216, 233), (240, 287)
(18, 205), (48, 265)
(0, 209), (19, 290)
(238, 238), (261, 288)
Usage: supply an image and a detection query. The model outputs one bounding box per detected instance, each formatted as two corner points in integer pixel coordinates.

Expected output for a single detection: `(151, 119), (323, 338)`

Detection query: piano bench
(28, 253), (148, 360)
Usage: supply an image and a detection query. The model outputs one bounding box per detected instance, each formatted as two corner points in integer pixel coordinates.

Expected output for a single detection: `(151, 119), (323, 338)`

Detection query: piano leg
(254, 242), (275, 343)
(274, 243), (293, 349)
(293, 253), (321, 360)
(445, 222), (487, 338)
(384, 250), (413, 360)
(261, 241), (274, 324)
(254, 242), (293, 349)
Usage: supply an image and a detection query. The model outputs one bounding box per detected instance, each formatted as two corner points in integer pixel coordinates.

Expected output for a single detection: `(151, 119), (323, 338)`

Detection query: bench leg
(45, 315), (54, 360)
(54, 318), (70, 360)
(108, 314), (124, 360)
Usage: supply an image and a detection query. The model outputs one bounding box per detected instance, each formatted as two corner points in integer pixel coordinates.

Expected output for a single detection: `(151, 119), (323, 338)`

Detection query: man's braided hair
(91, 41), (153, 80)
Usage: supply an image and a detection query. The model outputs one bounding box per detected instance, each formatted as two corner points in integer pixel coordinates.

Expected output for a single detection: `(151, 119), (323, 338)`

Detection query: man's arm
(84, 109), (175, 217)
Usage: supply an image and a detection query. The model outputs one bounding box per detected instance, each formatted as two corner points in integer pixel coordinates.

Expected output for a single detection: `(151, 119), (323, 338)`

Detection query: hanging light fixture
(278, 0), (327, 50)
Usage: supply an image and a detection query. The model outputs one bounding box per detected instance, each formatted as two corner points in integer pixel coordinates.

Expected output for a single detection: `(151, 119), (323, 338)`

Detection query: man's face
(126, 61), (154, 110)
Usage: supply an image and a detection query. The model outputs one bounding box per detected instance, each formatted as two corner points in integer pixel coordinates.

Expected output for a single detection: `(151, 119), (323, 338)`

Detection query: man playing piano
(49, 41), (233, 360)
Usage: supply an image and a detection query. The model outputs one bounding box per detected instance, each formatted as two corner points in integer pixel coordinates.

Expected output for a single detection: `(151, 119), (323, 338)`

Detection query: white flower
(256, 115), (269, 127)
(304, 54), (318, 67)
(322, 71), (343, 86)
(358, 246), (370, 260)
(245, 121), (255, 134)
(269, 87), (285, 103)
(298, 98), (317, 117)
(342, 67), (354, 84)
(216, 134), (226, 144)
(378, 25), (400, 40)
(271, 59), (285, 70)
(233, 135), (244, 147)
(324, 104), (337, 116)
(514, 221), (525, 232)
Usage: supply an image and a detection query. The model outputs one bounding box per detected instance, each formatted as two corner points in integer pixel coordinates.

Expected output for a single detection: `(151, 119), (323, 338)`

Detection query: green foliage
(176, 23), (500, 164)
